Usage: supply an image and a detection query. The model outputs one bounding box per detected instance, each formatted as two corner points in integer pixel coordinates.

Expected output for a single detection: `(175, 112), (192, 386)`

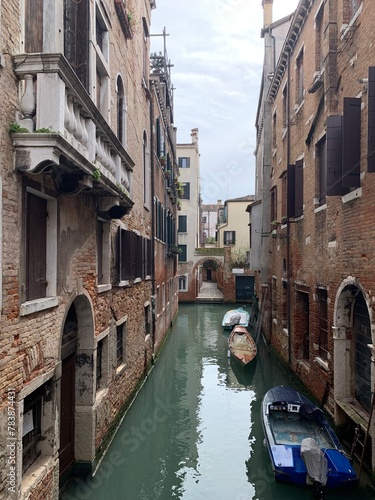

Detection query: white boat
(222, 306), (249, 330)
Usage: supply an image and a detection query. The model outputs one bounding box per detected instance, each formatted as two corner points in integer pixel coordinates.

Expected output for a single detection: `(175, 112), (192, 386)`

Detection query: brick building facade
(252, 0), (375, 475)
(0, 1), (178, 498)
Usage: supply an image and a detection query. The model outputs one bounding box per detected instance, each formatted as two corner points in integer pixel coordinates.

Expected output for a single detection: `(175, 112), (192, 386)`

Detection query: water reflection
(62, 304), (373, 500)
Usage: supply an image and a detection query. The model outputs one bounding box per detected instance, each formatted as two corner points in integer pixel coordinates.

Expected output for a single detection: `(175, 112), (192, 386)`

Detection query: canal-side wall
(0, 2), (178, 500)
(256, 0), (375, 475)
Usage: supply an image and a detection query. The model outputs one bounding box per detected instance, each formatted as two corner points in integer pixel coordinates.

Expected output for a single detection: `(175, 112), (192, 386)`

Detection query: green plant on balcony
(9, 122), (29, 134)
(34, 127), (52, 133)
(176, 180), (184, 198)
(271, 220), (279, 227)
(159, 155), (166, 166)
(93, 168), (101, 181)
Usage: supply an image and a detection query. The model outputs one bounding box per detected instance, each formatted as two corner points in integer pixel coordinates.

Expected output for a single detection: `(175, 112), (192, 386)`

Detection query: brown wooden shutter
(287, 164), (295, 218)
(123, 229), (131, 280)
(25, 0), (43, 52)
(342, 97), (361, 188)
(129, 231), (137, 280)
(295, 159), (304, 217)
(27, 193), (47, 300)
(136, 235), (142, 279)
(368, 67), (375, 172)
(117, 227), (126, 281)
(326, 115), (343, 196)
(97, 220), (103, 284)
(147, 238), (152, 276)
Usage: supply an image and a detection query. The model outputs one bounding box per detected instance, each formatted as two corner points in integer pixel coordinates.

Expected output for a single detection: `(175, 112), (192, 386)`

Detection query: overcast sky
(150, 0), (299, 203)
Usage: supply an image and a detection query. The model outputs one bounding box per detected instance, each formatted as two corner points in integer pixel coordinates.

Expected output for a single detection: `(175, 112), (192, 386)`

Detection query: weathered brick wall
(266, 0), (375, 429)
(0, 0), (178, 497)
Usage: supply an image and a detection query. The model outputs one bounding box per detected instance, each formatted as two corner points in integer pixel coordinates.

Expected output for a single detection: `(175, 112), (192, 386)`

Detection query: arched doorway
(60, 303), (78, 476)
(353, 292), (372, 411)
(334, 282), (373, 410)
(59, 293), (95, 481)
(202, 259), (218, 283)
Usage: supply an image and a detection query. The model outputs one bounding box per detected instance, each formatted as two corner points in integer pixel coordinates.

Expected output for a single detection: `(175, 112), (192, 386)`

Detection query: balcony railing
(12, 53), (134, 209)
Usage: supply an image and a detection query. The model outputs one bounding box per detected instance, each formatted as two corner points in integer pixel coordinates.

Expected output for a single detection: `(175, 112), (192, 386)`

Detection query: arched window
(116, 76), (126, 145)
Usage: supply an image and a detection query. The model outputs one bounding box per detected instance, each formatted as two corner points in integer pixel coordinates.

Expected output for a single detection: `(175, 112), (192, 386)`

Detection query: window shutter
(342, 97), (361, 188)
(128, 231), (137, 280)
(117, 227), (126, 281)
(27, 193), (47, 300)
(295, 159), (304, 217)
(156, 119), (161, 157)
(178, 215), (187, 232)
(326, 115), (343, 196)
(287, 164), (295, 218)
(136, 235), (142, 279)
(368, 67), (375, 172)
(147, 238), (152, 276)
(178, 245), (187, 262)
(182, 183), (190, 199)
(25, 0), (43, 52)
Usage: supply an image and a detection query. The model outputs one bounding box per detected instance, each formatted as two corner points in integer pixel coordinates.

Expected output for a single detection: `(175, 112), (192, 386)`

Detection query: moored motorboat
(222, 306), (250, 330)
(261, 385), (357, 494)
(228, 325), (257, 366)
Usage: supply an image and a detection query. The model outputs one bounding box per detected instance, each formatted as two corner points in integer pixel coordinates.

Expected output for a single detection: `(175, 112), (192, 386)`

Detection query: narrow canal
(62, 304), (373, 500)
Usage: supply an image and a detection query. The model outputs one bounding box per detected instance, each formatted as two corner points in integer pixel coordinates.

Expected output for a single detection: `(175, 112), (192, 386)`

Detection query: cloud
(151, 0), (299, 202)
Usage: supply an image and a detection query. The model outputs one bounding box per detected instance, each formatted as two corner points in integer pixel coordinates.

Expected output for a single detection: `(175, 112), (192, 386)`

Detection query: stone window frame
(20, 187), (58, 316)
(18, 370), (57, 496)
(95, 327), (110, 396)
(115, 315), (127, 375)
(96, 218), (111, 292)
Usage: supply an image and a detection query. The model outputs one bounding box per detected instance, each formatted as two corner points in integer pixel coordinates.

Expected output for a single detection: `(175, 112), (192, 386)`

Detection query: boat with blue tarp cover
(261, 386), (357, 496)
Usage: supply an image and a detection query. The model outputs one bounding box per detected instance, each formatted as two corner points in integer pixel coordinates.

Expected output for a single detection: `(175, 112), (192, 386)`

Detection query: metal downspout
(148, 82), (156, 353)
(286, 51), (292, 366)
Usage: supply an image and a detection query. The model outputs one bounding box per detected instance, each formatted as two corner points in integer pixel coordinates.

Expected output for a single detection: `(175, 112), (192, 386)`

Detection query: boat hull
(261, 386), (357, 489)
(228, 325), (257, 366)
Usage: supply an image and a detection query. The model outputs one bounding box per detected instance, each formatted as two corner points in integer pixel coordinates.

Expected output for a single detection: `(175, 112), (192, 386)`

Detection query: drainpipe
(148, 81), (156, 353)
(286, 50), (292, 366)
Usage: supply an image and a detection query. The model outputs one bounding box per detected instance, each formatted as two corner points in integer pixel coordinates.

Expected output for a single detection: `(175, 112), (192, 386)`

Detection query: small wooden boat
(261, 386), (357, 494)
(228, 325), (257, 366)
(222, 306), (250, 330)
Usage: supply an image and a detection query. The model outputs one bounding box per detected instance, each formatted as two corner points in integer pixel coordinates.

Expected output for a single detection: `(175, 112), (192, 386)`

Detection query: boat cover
(301, 437), (328, 486)
(299, 403), (324, 424)
(229, 313), (241, 326)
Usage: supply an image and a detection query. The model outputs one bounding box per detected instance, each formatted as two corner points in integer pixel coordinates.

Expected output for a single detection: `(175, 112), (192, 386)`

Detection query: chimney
(191, 127), (199, 144)
(262, 0), (273, 28)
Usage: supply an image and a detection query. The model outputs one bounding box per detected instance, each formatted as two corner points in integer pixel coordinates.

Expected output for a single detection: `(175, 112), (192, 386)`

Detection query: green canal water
(62, 303), (374, 500)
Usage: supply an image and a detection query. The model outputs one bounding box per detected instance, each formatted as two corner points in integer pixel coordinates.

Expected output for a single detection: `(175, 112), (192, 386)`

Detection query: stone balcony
(12, 53), (134, 215)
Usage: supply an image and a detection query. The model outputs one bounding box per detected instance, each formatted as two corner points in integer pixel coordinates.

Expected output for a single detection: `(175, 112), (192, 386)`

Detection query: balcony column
(19, 74), (36, 131)
(37, 73), (66, 133)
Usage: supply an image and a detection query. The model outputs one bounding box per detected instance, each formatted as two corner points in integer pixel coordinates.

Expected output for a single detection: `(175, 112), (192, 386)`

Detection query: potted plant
(159, 155), (166, 166)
